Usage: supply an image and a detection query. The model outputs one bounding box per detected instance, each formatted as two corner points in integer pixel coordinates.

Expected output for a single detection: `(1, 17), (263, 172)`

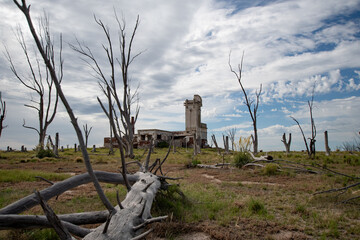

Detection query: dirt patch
(58, 182), (97, 200)
(150, 220), (312, 240)
(202, 174), (222, 184)
(154, 232), (211, 240)
(271, 230), (311, 240)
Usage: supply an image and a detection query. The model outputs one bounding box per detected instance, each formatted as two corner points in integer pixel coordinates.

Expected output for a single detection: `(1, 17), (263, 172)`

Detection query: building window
(157, 134), (161, 140)
(141, 135), (145, 140)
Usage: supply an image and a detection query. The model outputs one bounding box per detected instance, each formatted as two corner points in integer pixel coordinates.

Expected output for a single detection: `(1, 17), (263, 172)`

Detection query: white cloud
(1, 0), (359, 151)
(211, 122), (253, 132)
(346, 78), (360, 91)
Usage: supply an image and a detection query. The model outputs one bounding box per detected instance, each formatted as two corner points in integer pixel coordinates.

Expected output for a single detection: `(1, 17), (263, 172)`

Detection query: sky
(0, 0), (360, 152)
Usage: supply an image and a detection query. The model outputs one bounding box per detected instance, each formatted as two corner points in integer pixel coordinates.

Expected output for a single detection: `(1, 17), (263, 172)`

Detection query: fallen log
(83, 172), (167, 240)
(0, 171), (138, 215)
(0, 211), (108, 229)
(0, 214), (92, 237)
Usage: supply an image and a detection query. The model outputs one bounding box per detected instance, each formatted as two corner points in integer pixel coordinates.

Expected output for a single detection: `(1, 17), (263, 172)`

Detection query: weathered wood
(281, 133), (291, 154)
(324, 131), (331, 156)
(0, 211), (108, 228)
(0, 214), (92, 237)
(243, 163), (265, 168)
(211, 134), (221, 155)
(36, 191), (74, 240)
(55, 132), (59, 156)
(83, 172), (164, 240)
(196, 164), (221, 169)
(0, 171), (138, 215)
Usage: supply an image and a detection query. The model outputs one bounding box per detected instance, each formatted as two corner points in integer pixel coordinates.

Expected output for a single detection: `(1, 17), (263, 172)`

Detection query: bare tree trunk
(54, 132), (59, 156)
(193, 133), (197, 156)
(308, 92), (317, 158)
(0, 92), (7, 139)
(197, 131), (201, 154)
(291, 86), (316, 159)
(226, 128), (237, 151)
(291, 117), (310, 157)
(83, 124), (93, 149)
(324, 131), (330, 156)
(281, 133), (291, 154)
(229, 51), (262, 154)
(211, 134), (221, 155)
(223, 135), (229, 154)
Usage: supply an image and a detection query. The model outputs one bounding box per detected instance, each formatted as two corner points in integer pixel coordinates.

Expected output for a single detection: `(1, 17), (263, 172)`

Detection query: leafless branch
(229, 50), (262, 153)
(0, 92), (7, 138)
(13, 0), (114, 213)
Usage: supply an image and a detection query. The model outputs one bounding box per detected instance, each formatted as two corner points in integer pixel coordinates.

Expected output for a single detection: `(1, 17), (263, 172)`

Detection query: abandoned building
(104, 95), (208, 149)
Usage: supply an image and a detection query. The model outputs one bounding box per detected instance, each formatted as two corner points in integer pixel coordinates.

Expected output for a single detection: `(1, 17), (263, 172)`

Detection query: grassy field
(0, 147), (359, 239)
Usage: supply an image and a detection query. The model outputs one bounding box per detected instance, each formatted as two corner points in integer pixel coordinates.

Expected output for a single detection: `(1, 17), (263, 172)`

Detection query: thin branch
(131, 228), (153, 240)
(314, 182), (360, 195)
(133, 216), (168, 231)
(154, 137), (173, 175)
(144, 139), (153, 172)
(35, 191), (73, 240)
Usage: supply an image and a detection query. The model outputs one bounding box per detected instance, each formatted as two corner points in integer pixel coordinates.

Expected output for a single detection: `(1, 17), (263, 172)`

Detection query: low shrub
(186, 158), (201, 168)
(233, 152), (251, 168)
(152, 185), (191, 220)
(263, 163), (279, 175)
(157, 141), (169, 148)
(74, 157), (83, 163)
(36, 149), (55, 159)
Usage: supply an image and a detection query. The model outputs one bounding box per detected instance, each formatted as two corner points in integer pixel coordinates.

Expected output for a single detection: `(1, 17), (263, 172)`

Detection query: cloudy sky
(0, 0), (359, 152)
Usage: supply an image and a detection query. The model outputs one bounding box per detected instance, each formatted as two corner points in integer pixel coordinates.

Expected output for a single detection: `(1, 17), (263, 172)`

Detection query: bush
(234, 152), (251, 168)
(36, 149), (55, 159)
(263, 163), (279, 175)
(186, 158), (201, 168)
(152, 185), (191, 220)
(157, 141), (169, 148)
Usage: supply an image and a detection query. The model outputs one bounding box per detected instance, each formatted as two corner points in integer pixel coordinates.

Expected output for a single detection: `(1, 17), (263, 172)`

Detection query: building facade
(104, 95), (208, 148)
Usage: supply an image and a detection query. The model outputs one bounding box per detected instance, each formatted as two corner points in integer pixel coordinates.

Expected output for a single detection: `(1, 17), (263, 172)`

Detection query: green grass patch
(6, 229), (60, 240)
(246, 198), (267, 216)
(0, 169), (70, 183)
(262, 163), (279, 176)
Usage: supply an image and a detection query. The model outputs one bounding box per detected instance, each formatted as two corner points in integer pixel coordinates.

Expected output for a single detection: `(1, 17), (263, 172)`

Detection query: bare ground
(1, 157), (358, 239)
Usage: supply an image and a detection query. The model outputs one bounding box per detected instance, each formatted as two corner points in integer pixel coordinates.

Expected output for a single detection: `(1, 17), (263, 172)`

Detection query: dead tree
(0, 92), (6, 139)
(281, 133), (291, 154)
(291, 87), (316, 159)
(222, 134), (229, 154)
(54, 132), (59, 156)
(308, 92), (316, 158)
(211, 134), (221, 155)
(324, 131), (331, 156)
(229, 51), (262, 154)
(70, 13), (141, 159)
(4, 16), (61, 150)
(193, 133), (198, 156)
(1, 1), (173, 239)
(83, 124), (93, 149)
(226, 128), (237, 151)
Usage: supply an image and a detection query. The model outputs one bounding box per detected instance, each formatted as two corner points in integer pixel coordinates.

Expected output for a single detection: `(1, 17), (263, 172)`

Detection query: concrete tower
(184, 94), (202, 132)
(184, 95), (207, 146)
